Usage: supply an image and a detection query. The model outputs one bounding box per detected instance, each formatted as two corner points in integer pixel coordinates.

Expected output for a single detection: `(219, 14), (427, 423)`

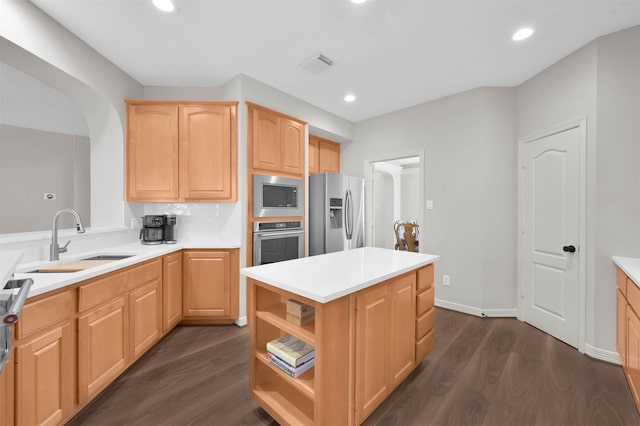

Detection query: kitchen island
(241, 247), (439, 425)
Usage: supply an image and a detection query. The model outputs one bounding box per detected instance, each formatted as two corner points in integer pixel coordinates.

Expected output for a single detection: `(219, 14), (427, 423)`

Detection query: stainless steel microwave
(253, 174), (304, 218)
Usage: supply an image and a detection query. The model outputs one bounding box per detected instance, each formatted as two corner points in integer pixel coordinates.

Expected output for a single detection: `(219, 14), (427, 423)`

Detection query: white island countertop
(613, 256), (640, 289)
(241, 247), (440, 303)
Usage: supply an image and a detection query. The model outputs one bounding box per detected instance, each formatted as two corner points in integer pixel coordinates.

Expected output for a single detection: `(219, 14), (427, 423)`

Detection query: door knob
(562, 245), (576, 253)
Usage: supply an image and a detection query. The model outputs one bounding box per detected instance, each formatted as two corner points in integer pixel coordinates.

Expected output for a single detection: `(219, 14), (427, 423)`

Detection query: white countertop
(11, 241), (240, 299)
(241, 247), (440, 303)
(613, 256), (640, 289)
(1, 250), (23, 288)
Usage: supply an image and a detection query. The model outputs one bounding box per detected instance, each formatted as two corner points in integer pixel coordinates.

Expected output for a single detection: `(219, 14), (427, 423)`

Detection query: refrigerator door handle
(345, 189), (353, 240)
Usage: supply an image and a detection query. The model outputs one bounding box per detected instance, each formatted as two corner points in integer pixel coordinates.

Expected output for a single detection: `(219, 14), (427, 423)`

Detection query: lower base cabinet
(10, 249), (237, 425)
(616, 266), (640, 413)
(15, 321), (74, 426)
(182, 249), (239, 322)
(78, 296), (129, 404)
(355, 272), (418, 424)
(0, 350), (14, 426)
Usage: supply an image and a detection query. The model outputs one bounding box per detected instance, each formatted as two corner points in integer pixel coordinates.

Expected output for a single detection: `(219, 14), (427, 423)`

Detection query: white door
(521, 125), (581, 348)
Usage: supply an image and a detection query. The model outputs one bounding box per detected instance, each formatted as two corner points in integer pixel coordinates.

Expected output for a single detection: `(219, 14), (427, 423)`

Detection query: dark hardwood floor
(67, 309), (640, 426)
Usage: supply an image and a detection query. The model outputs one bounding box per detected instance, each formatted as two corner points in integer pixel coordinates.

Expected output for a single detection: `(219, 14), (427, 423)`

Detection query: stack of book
(266, 334), (315, 378)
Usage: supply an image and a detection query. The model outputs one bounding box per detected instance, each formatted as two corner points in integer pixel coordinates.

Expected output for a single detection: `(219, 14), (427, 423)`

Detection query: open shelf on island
(256, 349), (315, 399)
(253, 362), (314, 425)
(256, 304), (316, 346)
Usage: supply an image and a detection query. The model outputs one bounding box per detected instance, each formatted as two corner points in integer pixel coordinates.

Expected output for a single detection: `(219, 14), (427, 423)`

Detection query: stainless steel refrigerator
(309, 172), (365, 255)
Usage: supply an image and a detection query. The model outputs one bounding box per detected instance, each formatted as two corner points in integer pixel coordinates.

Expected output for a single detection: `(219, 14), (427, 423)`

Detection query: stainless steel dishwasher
(0, 278), (33, 373)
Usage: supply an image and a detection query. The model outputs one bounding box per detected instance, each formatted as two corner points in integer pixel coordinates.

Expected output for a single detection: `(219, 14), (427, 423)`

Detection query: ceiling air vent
(300, 53), (335, 74)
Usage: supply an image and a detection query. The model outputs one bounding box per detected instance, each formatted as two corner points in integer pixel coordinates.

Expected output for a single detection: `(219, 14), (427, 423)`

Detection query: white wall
(344, 87), (517, 314)
(0, 125), (90, 233)
(0, 63), (89, 136)
(401, 167), (420, 222)
(516, 25), (640, 354)
(372, 169), (395, 248)
(594, 27), (640, 351)
(1, 0), (144, 232)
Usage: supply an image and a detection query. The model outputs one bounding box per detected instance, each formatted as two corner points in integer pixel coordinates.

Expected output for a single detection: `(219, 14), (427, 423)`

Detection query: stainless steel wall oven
(253, 221), (304, 265)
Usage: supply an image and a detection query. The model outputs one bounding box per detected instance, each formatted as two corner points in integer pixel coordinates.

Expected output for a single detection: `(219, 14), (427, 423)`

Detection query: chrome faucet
(50, 208), (86, 261)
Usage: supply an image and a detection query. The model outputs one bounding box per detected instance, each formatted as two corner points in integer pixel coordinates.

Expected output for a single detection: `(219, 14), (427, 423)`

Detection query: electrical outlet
(426, 200), (433, 210)
(130, 218), (141, 229)
(442, 275), (450, 286)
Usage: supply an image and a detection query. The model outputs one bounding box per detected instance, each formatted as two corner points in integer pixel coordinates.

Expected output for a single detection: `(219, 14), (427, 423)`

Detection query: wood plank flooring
(67, 309), (640, 426)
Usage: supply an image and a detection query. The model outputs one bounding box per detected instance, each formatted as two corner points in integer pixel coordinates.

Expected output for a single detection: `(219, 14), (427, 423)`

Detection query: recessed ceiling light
(153, 0), (175, 12)
(512, 27), (534, 41)
(344, 94), (356, 102)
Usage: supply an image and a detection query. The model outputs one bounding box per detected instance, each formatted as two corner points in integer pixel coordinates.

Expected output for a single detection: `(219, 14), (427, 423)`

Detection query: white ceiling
(30, 0), (640, 123)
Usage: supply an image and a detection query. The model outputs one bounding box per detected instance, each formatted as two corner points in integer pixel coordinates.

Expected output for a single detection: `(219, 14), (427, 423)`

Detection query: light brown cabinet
(126, 100), (238, 202)
(163, 251), (183, 332)
(415, 264), (435, 364)
(0, 349), (14, 426)
(355, 273), (416, 424)
(78, 295), (129, 404)
(14, 290), (75, 426)
(130, 280), (162, 361)
(249, 103), (305, 177)
(78, 258), (162, 403)
(308, 135), (340, 175)
(616, 267), (640, 412)
(9, 250), (235, 425)
(355, 283), (391, 423)
(182, 249), (239, 322)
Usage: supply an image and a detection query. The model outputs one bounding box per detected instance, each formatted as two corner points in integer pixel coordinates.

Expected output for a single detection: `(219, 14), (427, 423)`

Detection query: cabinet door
(355, 284), (390, 424)
(618, 289), (627, 367)
(390, 274), (416, 388)
(15, 321), (73, 426)
(183, 250), (231, 318)
(319, 140), (340, 174)
(308, 136), (319, 175)
(627, 306), (640, 405)
(130, 280), (162, 361)
(180, 105), (236, 201)
(252, 109), (280, 172)
(126, 103), (179, 201)
(78, 296), (129, 404)
(280, 118), (305, 175)
(163, 252), (183, 332)
(0, 347), (14, 426)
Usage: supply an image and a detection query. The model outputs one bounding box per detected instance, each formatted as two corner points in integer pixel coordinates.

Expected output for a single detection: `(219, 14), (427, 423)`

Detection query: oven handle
(253, 230), (304, 238)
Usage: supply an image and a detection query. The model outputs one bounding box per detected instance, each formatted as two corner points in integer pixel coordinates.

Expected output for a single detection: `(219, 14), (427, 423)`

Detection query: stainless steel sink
(82, 255), (133, 261)
(26, 255), (134, 273)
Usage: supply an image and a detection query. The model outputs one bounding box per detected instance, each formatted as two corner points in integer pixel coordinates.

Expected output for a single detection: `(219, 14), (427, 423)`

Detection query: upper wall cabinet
(248, 103), (305, 177)
(308, 135), (340, 175)
(126, 100), (238, 202)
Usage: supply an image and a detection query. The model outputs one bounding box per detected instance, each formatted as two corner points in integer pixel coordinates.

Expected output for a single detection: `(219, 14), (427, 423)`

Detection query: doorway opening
(364, 151), (425, 252)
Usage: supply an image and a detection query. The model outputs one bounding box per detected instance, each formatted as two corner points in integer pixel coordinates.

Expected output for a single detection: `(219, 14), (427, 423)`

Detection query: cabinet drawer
(416, 330), (434, 363)
(628, 278), (640, 316)
(417, 264), (434, 293)
(618, 267), (628, 296)
(128, 258), (162, 290)
(416, 287), (434, 317)
(79, 271), (128, 312)
(416, 308), (435, 340)
(17, 290), (73, 339)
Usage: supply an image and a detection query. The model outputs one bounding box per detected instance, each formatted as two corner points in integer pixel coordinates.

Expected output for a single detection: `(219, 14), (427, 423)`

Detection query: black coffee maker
(140, 215), (177, 245)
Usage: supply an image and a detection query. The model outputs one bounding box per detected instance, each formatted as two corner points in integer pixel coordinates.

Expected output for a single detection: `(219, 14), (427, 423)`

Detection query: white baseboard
(235, 316), (248, 327)
(585, 343), (621, 365)
(434, 299), (517, 318)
